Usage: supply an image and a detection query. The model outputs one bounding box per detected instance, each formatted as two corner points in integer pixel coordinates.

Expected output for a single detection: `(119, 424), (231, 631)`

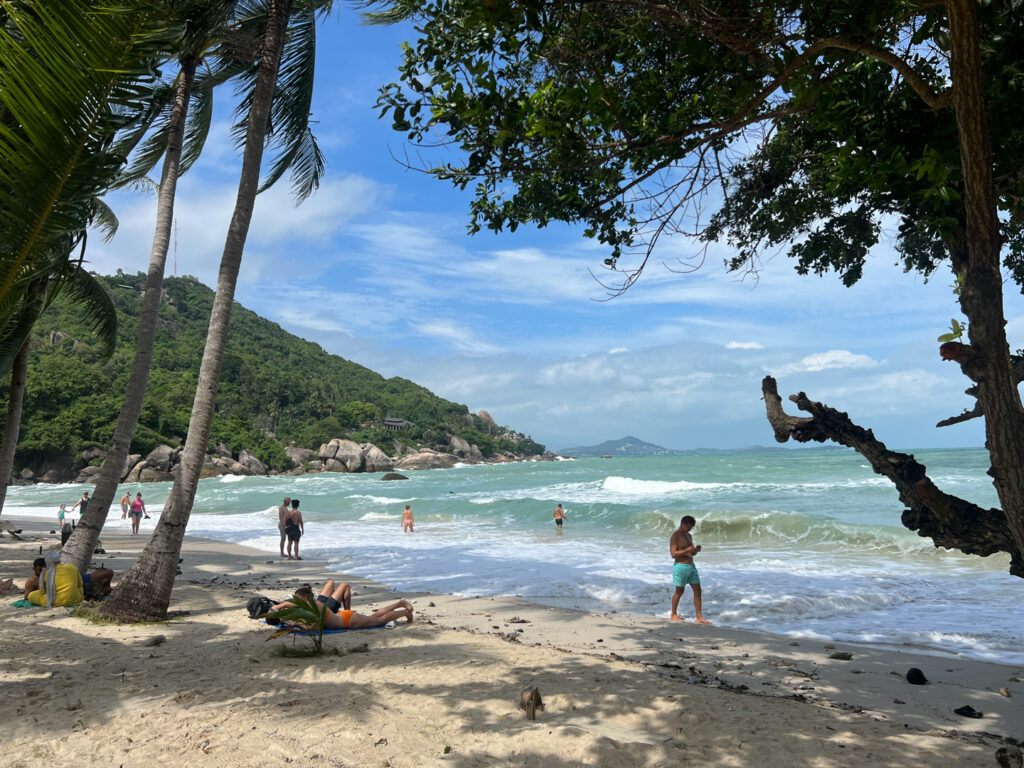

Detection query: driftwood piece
(761, 376), (1022, 577)
(519, 686), (543, 720)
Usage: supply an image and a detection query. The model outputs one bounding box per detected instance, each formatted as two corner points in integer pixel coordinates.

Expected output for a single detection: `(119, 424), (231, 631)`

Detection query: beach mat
(10, 598), (36, 608)
(264, 619), (388, 635)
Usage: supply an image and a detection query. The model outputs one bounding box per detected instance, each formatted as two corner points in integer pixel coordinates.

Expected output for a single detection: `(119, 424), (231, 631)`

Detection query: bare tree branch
(762, 375), (1022, 576)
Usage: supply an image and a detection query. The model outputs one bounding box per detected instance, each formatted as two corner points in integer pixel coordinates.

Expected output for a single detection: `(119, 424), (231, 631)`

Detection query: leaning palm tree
(0, 0), (175, 510)
(101, 0), (330, 622)
(0, 263), (117, 512)
(61, 0), (241, 574)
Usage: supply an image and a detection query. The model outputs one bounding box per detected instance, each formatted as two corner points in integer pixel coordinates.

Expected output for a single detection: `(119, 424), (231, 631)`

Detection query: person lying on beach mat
(271, 580), (414, 629)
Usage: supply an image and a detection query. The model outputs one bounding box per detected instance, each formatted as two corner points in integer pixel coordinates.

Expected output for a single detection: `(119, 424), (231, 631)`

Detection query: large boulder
(227, 461), (255, 476)
(395, 450), (457, 471)
(74, 465), (102, 484)
(319, 439), (341, 461)
(325, 457), (347, 473)
(145, 445), (177, 472)
(139, 467), (174, 483)
(121, 453), (141, 480)
(449, 436), (483, 464)
(124, 460), (147, 483)
(41, 469), (67, 483)
(361, 443), (393, 472)
(215, 442), (232, 459)
(381, 472), (409, 481)
(285, 445), (317, 467)
(237, 448), (267, 476)
(199, 456), (230, 479)
(19, 468), (34, 481)
(81, 446), (105, 463)
(333, 439), (365, 472)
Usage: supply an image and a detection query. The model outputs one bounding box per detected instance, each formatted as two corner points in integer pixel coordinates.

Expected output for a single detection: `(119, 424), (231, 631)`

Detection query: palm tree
(0, 0), (173, 510)
(101, 0), (330, 622)
(0, 265), (117, 512)
(61, 0), (240, 573)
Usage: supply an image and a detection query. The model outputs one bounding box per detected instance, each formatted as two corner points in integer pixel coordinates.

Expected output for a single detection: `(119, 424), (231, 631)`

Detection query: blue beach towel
(264, 619), (388, 635)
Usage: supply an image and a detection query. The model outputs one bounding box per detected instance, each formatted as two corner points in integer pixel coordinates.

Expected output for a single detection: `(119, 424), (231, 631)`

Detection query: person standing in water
(553, 503), (567, 534)
(277, 496), (292, 558)
(284, 498), (304, 560)
(670, 515), (711, 624)
(402, 504), (414, 533)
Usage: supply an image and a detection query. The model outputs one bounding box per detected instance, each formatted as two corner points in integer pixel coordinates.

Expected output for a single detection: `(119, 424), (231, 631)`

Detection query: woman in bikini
(402, 504), (414, 533)
(273, 580), (414, 629)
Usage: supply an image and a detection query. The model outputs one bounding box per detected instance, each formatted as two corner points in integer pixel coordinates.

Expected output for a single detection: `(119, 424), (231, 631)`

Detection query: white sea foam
(219, 474), (247, 483)
(347, 494), (405, 505)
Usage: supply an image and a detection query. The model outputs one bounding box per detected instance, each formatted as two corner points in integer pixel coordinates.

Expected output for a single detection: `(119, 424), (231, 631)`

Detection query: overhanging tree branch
(762, 375), (1022, 576)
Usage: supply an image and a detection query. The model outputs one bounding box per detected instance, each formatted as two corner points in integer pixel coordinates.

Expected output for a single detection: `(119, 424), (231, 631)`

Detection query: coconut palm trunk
(62, 57), (198, 574)
(100, 0), (294, 622)
(0, 340), (30, 512)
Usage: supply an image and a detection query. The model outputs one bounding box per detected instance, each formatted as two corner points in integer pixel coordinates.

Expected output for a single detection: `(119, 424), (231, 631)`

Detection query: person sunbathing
(272, 579), (413, 629)
(0, 577), (15, 595)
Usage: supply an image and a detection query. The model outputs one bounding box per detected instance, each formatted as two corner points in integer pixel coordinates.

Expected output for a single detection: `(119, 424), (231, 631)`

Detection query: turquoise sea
(7, 447), (1023, 663)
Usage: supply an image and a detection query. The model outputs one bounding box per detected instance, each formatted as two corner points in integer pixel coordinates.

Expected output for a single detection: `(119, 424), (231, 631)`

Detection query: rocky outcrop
(16, 431), (533, 484)
(395, 450), (457, 471)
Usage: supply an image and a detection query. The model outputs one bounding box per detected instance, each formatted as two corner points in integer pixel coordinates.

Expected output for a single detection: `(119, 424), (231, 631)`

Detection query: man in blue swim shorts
(670, 515), (711, 624)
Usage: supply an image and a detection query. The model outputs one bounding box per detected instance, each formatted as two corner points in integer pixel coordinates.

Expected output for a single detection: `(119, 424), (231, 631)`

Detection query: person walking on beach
(553, 503), (567, 534)
(57, 504), (67, 528)
(71, 491), (89, 518)
(670, 515), (711, 624)
(119, 491), (131, 520)
(284, 498), (304, 560)
(402, 504), (414, 533)
(277, 496), (292, 558)
(129, 493), (146, 535)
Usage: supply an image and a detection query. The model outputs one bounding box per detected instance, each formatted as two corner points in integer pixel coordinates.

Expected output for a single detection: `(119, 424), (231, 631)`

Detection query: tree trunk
(61, 57), (197, 573)
(0, 341), (30, 513)
(100, 0), (294, 622)
(945, 0), (1024, 563)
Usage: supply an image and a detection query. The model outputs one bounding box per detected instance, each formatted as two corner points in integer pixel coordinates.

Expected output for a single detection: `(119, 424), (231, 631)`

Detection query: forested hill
(9, 272), (544, 472)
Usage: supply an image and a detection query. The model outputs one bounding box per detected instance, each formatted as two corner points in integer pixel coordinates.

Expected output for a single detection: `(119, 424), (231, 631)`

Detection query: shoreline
(1, 516), (1021, 766)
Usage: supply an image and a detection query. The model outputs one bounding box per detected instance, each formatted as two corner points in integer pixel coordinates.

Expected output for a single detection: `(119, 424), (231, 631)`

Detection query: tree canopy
(375, 0), (1024, 576)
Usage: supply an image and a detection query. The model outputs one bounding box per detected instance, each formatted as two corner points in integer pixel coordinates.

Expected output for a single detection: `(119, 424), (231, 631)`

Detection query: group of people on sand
(56, 491), (149, 536)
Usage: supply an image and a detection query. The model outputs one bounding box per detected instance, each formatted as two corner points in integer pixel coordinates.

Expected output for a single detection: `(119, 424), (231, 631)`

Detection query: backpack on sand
(246, 595), (275, 619)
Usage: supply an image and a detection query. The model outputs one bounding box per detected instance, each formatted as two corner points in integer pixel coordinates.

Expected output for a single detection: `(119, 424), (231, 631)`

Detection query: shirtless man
(277, 496), (292, 558)
(553, 503), (567, 534)
(120, 492), (131, 520)
(670, 515), (711, 624)
(272, 580), (413, 629)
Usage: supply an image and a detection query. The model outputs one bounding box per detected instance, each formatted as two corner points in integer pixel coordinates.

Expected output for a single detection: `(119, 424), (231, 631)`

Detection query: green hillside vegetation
(6, 272), (544, 472)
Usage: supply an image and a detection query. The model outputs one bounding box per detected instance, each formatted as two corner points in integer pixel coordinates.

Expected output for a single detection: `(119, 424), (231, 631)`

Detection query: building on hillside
(383, 417), (415, 431)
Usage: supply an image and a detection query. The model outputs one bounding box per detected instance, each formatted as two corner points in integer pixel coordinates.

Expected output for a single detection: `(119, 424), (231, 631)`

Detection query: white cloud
(727, 341), (764, 349)
(773, 349), (880, 375)
(417, 320), (502, 355)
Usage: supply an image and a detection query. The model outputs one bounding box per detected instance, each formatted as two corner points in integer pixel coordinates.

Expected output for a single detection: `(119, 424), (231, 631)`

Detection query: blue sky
(88, 8), (1023, 452)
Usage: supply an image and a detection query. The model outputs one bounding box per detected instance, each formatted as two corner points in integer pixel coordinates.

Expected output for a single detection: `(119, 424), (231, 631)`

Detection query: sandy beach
(0, 517), (1020, 767)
